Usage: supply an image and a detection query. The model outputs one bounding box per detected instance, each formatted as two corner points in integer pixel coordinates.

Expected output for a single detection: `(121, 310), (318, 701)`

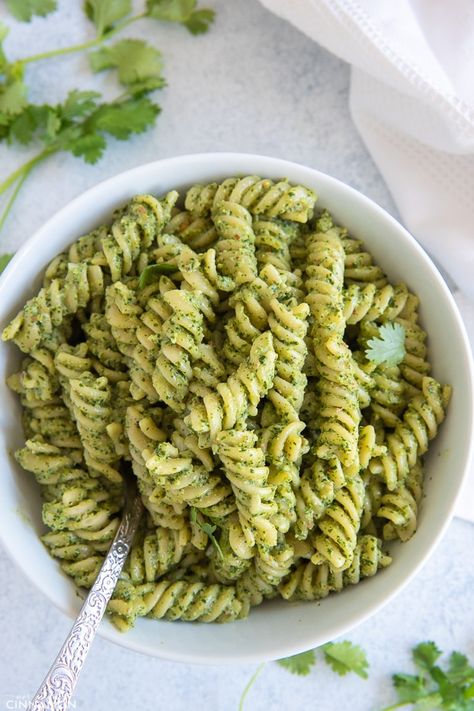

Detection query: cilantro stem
(0, 168), (29, 233)
(17, 13), (146, 68)
(0, 148), (52, 232)
(238, 663), (266, 711)
(0, 149), (52, 197)
(378, 692), (440, 711)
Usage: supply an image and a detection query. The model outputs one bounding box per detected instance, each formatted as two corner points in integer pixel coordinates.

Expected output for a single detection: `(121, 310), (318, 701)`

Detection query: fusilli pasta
(3, 177), (450, 630)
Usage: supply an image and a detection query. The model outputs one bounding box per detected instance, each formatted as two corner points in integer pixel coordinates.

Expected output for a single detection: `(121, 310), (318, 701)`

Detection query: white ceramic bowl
(0, 153), (472, 664)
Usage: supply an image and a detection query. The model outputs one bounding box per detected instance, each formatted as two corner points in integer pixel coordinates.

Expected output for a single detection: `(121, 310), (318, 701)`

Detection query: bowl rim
(0, 151), (473, 664)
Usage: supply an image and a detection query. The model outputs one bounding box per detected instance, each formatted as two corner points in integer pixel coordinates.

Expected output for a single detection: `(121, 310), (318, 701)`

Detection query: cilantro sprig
(382, 642), (474, 711)
(2, 0), (214, 76)
(240, 641), (369, 708)
(240, 638), (474, 710)
(0, 0), (215, 237)
(365, 322), (406, 367)
(0, 89), (160, 232)
(190, 507), (224, 560)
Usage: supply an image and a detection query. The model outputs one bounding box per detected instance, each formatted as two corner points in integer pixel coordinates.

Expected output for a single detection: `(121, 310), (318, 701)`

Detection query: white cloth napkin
(260, 0), (474, 521)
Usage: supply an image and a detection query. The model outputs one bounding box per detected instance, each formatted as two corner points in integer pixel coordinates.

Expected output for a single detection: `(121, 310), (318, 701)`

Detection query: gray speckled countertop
(0, 2), (473, 710)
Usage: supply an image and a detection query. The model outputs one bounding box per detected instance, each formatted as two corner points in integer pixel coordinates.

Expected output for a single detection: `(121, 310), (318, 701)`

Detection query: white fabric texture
(259, 0), (474, 521)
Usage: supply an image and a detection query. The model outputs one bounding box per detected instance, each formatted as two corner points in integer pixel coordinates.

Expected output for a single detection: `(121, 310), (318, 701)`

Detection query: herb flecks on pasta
(3, 175), (451, 630)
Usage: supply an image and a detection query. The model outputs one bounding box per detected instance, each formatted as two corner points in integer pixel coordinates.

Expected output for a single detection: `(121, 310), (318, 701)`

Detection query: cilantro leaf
(61, 90), (101, 120)
(0, 79), (28, 118)
(189, 507), (224, 560)
(392, 673), (428, 704)
(277, 650), (316, 676)
(184, 8), (215, 35)
(413, 642), (442, 673)
(84, 0), (132, 37)
(322, 641), (369, 679)
(6, 0), (57, 22)
(147, 0), (195, 22)
(0, 253), (13, 274)
(365, 322), (406, 367)
(447, 652), (474, 687)
(68, 132), (106, 163)
(146, 0), (215, 34)
(91, 96), (160, 140)
(89, 39), (165, 92)
(139, 262), (178, 288)
(5, 104), (52, 144)
(430, 666), (463, 708)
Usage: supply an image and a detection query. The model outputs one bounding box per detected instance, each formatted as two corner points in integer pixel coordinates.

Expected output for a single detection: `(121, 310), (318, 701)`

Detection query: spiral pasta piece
(213, 201), (257, 286)
(343, 282), (416, 325)
(2, 262), (104, 353)
(368, 361), (407, 427)
(305, 219), (361, 471)
(214, 429), (277, 550)
(279, 559), (343, 601)
(14, 353), (83, 448)
(83, 313), (127, 383)
(54, 343), (93, 414)
(178, 246), (234, 308)
(15, 435), (84, 486)
(125, 404), (186, 530)
(127, 524), (192, 584)
(377, 460), (423, 541)
(267, 297), (309, 420)
(7, 350), (59, 405)
(105, 281), (142, 357)
(145, 442), (235, 518)
(370, 377), (451, 490)
(185, 331), (277, 443)
(310, 473), (365, 571)
(343, 534), (392, 584)
(185, 176), (316, 223)
(280, 534), (390, 601)
(152, 290), (206, 412)
(359, 320), (430, 396)
(69, 372), (122, 484)
(101, 192), (178, 282)
(127, 276), (174, 402)
(253, 216), (301, 289)
(236, 539), (294, 605)
(294, 458), (346, 540)
(165, 210), (217, 251)
(48, 544), (105, 588)
(222, 264), (288, 367)
(189, 342), (227, 399)
(42, 478), (122, 538)
(108, 577), (244, 629)
(339, 218), (387, 288)
(397, 317), (431, 390)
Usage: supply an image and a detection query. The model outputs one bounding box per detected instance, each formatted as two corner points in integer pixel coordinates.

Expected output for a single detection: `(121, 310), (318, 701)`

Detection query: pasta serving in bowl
(0, 154), (472, 663)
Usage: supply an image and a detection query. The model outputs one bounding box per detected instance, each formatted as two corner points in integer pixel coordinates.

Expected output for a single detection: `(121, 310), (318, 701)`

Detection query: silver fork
(30, 483), (143, 711)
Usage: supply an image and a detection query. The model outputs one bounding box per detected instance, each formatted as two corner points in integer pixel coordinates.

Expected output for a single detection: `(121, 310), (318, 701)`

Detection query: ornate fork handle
(30, 493), (143, 711)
